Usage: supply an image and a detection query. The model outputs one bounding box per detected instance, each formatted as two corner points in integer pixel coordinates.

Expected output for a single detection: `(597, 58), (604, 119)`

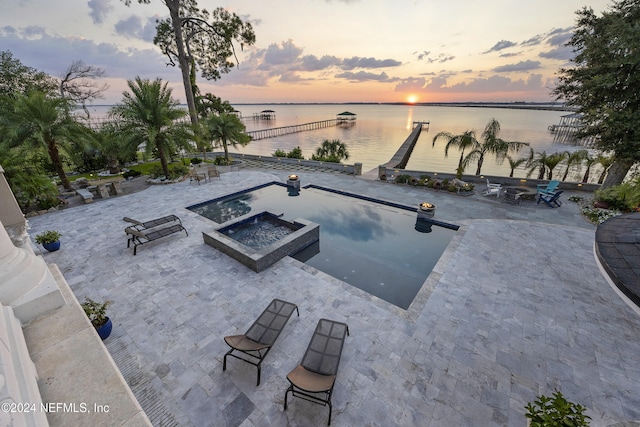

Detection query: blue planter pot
(96, 317), (112, 340)
(42, 241), (61, 252)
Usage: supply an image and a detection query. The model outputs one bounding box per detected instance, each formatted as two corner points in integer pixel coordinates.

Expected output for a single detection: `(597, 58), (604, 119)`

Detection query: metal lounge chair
(123, 215), (182, 231)
(482, 179), (502, 197)
(223, 299), (299, 386)
(537, 190), (563, 208)
(284, 318), (350, 426)
(536, 180), (559, 196)
(125, 223), (188, 255)
(207, 166), (221, 180)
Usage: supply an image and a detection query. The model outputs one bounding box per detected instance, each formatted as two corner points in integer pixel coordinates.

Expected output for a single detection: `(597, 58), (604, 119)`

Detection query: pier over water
(246, 119), (339, 140)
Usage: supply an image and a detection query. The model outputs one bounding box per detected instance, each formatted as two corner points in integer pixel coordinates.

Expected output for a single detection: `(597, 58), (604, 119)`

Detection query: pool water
(188, 183), (457, 309)
(221, 216), (297, 249)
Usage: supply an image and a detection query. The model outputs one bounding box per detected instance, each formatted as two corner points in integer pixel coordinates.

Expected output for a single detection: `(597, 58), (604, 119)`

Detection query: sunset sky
(1, 0), (612, 105)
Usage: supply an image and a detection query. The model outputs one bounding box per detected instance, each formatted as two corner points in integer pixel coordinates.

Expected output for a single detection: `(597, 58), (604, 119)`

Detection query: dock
(413, 121), (430, 130)
(382, 124), (423, 169)
(246, 119), (339, 141)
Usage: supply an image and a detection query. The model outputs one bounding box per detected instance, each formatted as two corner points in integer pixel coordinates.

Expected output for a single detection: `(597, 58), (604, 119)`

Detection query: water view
(85, 103), (596, 181)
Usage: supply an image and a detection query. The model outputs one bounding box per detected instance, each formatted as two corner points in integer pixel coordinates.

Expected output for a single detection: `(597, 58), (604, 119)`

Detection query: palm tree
(561, 150), (588, 181)
(204, 113), (251, 164)
(506, 154), (528, 178)
(0, 91), (88, 189)
(311, 139), (350, 163)
(581, 153), (598, 183)
(110, 77), (191, 178)
(462, 118), (528, 176)
(432, 130), (478, 179)
(526, 150), (551, 180)
(544, 153), (566, 180)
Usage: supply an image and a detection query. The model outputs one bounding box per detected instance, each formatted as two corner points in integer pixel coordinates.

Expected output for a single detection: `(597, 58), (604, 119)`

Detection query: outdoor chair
(537, 190), (563, 208)
(189, 169), (207, 184)
(284, 318), (350, 426)
(125, 222), (188, 255)
(207, 166), (221, 180)
(223, 299), (299, 386)
(536, 180), (559, 196)
(482, 179), (502, 197)
(123, 215), (182, 231)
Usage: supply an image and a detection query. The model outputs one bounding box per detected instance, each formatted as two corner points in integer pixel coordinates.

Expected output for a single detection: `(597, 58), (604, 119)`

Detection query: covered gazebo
(260, 110), (276, 120)
(336, 111), (357, 122)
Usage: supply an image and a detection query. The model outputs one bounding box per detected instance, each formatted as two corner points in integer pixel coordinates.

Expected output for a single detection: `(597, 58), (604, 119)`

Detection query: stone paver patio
(27, 166), (640, 426)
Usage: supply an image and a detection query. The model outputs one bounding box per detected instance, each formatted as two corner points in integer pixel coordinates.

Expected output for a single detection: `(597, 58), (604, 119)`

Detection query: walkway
(27, 166), (640, 426)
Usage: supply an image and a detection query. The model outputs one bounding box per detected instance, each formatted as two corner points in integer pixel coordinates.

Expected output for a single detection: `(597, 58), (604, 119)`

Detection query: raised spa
(202, 211), (319, 272)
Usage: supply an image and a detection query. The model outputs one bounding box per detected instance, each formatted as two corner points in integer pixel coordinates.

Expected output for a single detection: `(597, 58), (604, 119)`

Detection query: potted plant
(525, 391), (591, 426)
(81, 297), (112, 340)
(35, 230), (62, 252)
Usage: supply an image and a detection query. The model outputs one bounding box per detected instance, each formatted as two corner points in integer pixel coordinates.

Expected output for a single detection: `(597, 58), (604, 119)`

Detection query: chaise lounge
(123, 215), (188, 255)
(223, 299), (299, 386)
(284, 318), (350, 426)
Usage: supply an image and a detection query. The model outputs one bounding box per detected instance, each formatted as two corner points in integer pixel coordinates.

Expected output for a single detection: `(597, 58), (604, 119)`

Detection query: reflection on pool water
(188, 183), (458, 309)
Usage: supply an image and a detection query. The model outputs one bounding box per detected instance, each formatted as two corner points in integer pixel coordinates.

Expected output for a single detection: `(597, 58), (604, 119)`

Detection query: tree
(581, 153), (598, 183)
(203, 112), (251, 164)
(553, 0), (640, 187)
(432, 130), (478, 179)
(543, 153), (567, 180)
(0, 50), (56, 98)
(0, 91), (89, 189)
(121, 0), (255, 128)
(506, 154), (528, 178)
(59, 60), (109, 118)
(561, 150), (588, 181)
(596, 153), (615, 184)
(110, 77), (192, 178)
(461, 118), (528, 176)
(527, 150), (552, 180)
(311, 139), (350, 163)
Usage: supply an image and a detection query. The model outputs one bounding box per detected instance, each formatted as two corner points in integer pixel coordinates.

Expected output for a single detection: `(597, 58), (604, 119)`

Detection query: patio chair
(284, 318), (350, 426)
(223, 299), (299, 386)
(482, 179), (502, 197)
(125, 222), (188, 255)
(536, 180), (559, 196)
(207, 166), (221, 180)
(189, 168), (207, 184)
(537, 190), (563, 208)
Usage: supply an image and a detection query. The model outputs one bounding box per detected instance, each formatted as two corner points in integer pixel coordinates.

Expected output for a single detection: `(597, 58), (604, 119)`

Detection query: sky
(0, 0), (614, 105)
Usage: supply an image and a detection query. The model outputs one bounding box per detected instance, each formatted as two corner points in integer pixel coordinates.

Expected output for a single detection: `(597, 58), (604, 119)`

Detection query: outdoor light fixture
(520, 179), (527, 183)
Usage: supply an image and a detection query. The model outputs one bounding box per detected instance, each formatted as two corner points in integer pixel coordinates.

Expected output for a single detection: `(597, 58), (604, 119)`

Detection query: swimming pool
(188, 183), (458, 309)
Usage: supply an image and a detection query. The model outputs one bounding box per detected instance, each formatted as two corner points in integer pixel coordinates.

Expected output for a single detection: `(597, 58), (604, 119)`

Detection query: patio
(26, 167), (640, 426)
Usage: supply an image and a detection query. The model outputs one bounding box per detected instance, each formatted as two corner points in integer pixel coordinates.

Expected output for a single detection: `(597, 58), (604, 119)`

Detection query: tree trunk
(602, 158), (633, 188)
(48, 141), (71, 190)
(223, 139), (229, 163)
(475, 154), (484, 175)
(167, 1), (198, 128)
(157, 143), (171, 179)
(538, 166), (545, 180)
(582, 164), (591, 183)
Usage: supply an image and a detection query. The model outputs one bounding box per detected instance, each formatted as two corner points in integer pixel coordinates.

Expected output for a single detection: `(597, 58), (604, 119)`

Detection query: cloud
(87, 0), (113, 25)
(492, 60), (541, 72)
(262, 39), (304, 66)
(499, 52), (521, 58)
(539, 45), (574, 61)
(484, 40), (516, 54)
(394, 73), (545, 95)
(335, 70), (394, 82)
(114, 15), (158, 42)
(301, 54), (341, 71)
(0, 25), (177, 82)
(341, 56), (401, 70)
(521, 35), (544, 47)
(415, 51), (455, 64)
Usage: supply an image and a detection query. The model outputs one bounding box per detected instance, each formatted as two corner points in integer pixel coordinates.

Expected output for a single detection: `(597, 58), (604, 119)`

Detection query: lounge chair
(189, 169), (207, 184)
(124, 215), (188, 255)
(536, 180), (559, 196)
(482, 179), (502, 197)
(284, 318), (350, 426)
(537, 190), (563, 208)
(123, 215), (182, 231)
(223, 299), (299, 386)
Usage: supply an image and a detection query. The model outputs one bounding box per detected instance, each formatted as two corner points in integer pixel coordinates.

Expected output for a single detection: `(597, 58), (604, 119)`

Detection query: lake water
(85, 103), (595, 181)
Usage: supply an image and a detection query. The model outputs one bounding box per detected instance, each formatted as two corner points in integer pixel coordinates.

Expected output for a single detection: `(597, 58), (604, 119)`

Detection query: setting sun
(407, 94), (418, 104)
